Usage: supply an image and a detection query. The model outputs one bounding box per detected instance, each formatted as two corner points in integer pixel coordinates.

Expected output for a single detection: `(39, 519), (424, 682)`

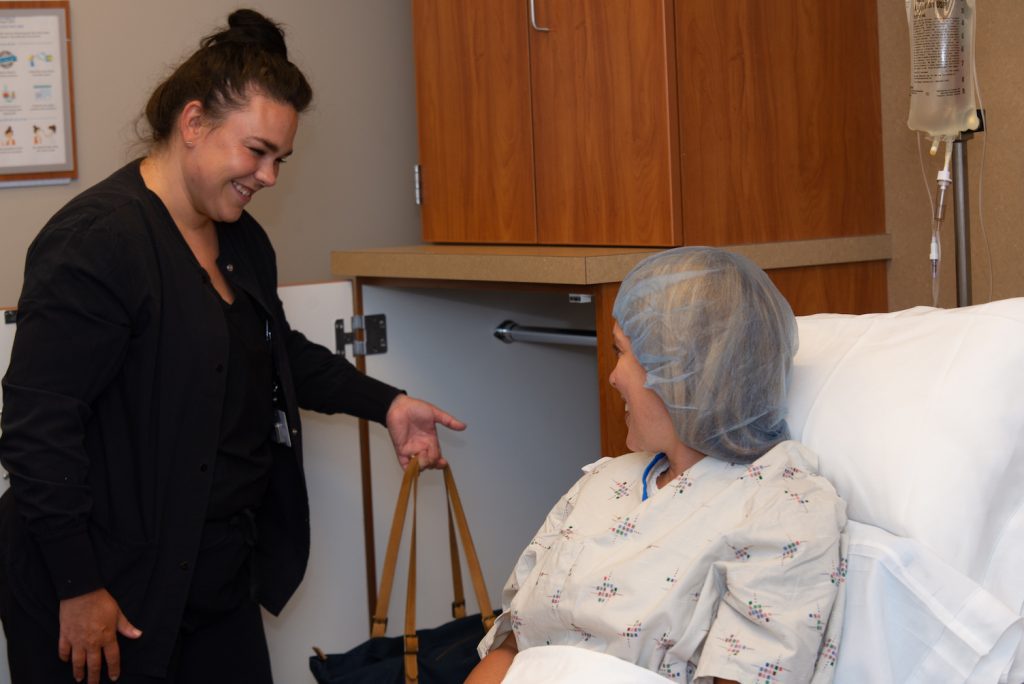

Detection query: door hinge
(414, 164), (422, 206)
(335, 314), (388, 357)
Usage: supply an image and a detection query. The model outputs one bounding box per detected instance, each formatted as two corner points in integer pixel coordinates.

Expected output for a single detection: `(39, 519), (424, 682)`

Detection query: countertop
(331, 235), (891, 286)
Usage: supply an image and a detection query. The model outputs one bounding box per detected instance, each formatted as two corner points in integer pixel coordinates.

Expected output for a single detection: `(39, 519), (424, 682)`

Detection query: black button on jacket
(0, 161), (401, 677)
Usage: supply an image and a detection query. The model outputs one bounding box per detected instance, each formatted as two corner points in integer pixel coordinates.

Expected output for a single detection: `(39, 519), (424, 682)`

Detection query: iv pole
(952, 129), (973, 307)
(950, 106), (984, 307)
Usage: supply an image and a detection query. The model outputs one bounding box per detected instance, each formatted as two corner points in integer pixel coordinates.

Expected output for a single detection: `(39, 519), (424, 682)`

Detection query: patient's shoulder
(755, 440), (833, 486)
(579, 451), (650, 480)
(749, 440), (847, 525)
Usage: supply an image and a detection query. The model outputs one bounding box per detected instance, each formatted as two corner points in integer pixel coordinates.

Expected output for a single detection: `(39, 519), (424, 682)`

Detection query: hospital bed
(505, 298), (1024, 683)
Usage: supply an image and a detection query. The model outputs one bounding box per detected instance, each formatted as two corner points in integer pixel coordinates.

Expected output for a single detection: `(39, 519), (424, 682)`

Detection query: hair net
(612, 247), (798, 463)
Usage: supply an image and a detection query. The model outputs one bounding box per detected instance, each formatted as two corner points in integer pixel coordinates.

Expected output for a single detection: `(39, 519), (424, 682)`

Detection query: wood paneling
(531, 0), (681, 246)
(677, 0), (885, 245)
(767, 261), (889, 315)
(413, 0), (537, 243)
(594, 282), (627, 457)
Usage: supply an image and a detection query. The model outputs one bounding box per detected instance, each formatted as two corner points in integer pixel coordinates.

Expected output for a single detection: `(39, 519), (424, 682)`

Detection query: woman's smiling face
(183, 93), (298, 223)
(609, 322), (679, 455)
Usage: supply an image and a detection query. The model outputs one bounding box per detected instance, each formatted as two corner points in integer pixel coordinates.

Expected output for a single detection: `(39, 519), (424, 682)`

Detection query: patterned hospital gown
(479, 441), (848, 683)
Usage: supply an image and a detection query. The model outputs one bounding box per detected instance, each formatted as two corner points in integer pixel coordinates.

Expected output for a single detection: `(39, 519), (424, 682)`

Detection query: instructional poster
(0, 3), (75, 179)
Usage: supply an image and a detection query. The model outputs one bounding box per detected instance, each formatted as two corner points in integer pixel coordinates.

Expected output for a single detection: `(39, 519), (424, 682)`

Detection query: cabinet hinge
(335, 314), (388, 357)
(414, 164), (422, 206)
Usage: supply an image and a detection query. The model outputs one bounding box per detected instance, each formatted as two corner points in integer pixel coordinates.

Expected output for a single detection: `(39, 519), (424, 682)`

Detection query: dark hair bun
(142, 8), (312, 144)
(201, 8), (288, 58)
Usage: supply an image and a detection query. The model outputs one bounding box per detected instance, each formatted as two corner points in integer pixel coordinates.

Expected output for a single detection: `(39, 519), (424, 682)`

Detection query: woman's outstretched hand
(385, 394), (466, 469)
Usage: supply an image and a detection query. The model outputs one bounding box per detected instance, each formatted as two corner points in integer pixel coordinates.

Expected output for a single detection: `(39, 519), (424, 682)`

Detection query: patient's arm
(465, 632), (519, 683)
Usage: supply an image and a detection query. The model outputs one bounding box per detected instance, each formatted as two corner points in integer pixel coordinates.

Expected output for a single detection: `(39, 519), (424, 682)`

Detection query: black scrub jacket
(0, 160), (401, 677)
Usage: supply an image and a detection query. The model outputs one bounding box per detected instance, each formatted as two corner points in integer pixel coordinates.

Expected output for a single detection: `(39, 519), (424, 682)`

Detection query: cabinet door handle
(529, 0), (550, 32)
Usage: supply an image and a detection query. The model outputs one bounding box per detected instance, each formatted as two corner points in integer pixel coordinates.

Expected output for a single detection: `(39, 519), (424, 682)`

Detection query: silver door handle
(529, 0), (550, 32)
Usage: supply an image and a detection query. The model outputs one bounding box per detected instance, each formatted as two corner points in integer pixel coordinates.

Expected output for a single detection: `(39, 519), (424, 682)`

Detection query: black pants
(0, 591), (273, 684)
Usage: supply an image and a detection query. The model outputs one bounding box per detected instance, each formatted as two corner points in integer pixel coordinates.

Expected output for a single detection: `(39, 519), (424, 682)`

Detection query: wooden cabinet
(412, 0), (885, 249)
(413, 0), (680, 246)
(412, 0), (537, 243)
(676, 1), (885, 245)
(530, 0), (681, 245)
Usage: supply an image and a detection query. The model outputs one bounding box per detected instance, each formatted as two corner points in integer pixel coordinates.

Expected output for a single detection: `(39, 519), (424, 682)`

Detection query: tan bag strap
(446, 488), (467, 619)
(371, 461), (497, 683)
(403, 474), (419, 682)
(443, 466), (497, 631)
(371, 460), (419, 638)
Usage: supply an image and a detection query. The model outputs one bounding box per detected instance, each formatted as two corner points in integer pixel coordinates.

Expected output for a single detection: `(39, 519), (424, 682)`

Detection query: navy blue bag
(309, 612), (498, 684)
(310, 463), (497, 684)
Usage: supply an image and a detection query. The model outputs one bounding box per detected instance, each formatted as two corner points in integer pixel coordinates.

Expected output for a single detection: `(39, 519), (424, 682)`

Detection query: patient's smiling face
(609, 323), (678, 454)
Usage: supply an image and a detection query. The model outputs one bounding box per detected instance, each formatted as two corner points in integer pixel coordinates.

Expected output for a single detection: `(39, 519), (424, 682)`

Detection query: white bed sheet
(836, 521), (1021, 684)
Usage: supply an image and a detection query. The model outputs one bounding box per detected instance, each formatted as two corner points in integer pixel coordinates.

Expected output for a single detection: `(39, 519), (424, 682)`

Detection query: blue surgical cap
(612, 247), (798, 463)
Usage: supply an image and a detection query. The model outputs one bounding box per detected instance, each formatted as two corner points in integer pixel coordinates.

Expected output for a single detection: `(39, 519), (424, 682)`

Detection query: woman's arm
(465, 633), (519, 684)
(1, 219), (139, 597)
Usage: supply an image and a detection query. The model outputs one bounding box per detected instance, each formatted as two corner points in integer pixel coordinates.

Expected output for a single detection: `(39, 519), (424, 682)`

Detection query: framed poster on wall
(0, 1), (76, 186)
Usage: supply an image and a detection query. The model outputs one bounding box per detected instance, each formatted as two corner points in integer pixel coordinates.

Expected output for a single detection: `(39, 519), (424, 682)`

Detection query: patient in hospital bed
(468, 247), (847, 683)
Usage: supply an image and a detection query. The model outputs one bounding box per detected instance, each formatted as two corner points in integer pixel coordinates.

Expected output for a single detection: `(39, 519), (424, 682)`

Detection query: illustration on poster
(29, 52), (54, 68)
(32, 124), (57, 145)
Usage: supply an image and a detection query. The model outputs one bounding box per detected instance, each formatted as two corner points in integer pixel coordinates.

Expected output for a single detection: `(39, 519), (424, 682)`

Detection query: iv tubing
(930, 141), (953, 307)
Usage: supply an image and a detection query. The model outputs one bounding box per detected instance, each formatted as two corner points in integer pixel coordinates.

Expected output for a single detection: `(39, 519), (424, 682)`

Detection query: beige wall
(881, 0), (1024, 310)
(0, 0), (422, 305)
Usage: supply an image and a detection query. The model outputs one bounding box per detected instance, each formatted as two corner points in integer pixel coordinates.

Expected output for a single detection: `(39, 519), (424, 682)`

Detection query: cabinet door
(413, 0), (538, 243)
(531, 0), (681, 246)
(677, 0), (885, 245)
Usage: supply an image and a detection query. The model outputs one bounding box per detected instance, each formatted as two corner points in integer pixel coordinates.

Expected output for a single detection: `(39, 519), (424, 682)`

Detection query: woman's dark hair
(143, 9), (313, 145)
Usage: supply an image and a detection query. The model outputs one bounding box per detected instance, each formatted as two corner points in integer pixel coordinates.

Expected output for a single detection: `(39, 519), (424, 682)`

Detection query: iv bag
(906, 0), (979, 139)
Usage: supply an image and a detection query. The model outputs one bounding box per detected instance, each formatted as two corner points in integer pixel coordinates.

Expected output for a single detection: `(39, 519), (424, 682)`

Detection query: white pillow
(837, 521), (1022, 684)
(789, 299), (1024, 632)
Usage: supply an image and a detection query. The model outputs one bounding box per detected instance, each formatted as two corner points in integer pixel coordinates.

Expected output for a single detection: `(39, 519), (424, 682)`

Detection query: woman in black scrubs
(0, 9), (463, 683)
